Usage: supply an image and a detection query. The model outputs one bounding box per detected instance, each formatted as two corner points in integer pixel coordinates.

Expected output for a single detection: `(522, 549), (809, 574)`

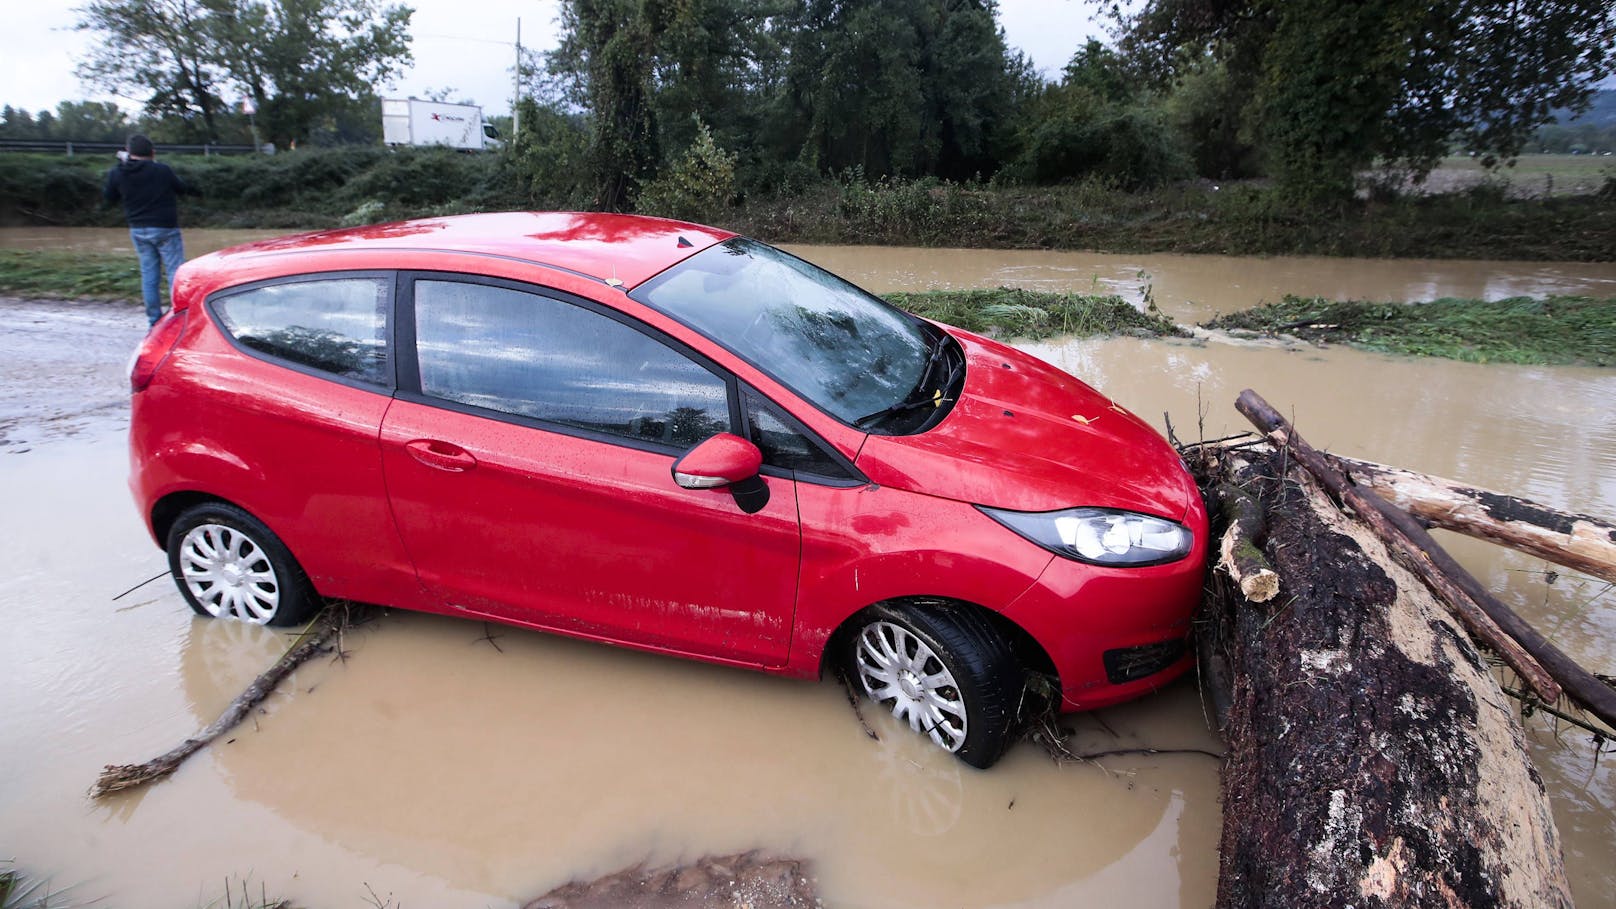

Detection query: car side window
(414, 280), (731, 448)
(212, 278), (390, 385)
(746, 393), (851, 479)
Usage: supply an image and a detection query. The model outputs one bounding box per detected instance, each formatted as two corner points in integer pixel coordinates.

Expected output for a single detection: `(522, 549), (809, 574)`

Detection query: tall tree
(74, 0), (412, 145)
(51, 101), (137, 141)
(75, 0), (225, 139)
(771, 0), (1015, 179)
(1119, 0), (1616, 202)
(552, 0), (661, 211)
(208, 0), (413, 148)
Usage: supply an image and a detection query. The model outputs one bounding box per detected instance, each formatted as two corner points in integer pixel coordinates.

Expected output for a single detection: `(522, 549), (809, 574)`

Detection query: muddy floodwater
(2, 236), (1613, 908)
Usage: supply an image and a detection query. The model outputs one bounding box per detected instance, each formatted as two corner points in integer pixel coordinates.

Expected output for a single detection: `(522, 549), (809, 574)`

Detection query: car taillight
(130, 309), (188, 392)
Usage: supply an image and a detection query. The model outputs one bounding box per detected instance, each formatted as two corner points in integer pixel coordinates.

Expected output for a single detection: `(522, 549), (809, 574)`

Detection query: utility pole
(512, 17), (522, 146)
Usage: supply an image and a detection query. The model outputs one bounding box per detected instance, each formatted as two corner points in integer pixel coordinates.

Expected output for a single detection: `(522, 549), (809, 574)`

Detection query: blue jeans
(130, 227), (185, 326)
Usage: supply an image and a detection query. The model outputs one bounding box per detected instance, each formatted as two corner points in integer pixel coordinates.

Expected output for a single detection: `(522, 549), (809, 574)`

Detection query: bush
(635, 120), (739, 222)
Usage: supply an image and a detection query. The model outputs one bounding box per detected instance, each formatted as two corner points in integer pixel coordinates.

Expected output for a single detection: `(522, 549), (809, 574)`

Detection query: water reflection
(785, 245), (1616, 324)
(174, 610), (1197, 907)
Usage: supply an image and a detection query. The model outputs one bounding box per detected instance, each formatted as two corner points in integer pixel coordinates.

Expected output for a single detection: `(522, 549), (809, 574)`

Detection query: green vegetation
(0, 250), (141, 300)
(1204, 296), (1616, 366)
(71, 0), (411, 148)
(1120, 0), (1615, 203)
(5, 150), (1613, 261)
(886, 288), (1185, 340)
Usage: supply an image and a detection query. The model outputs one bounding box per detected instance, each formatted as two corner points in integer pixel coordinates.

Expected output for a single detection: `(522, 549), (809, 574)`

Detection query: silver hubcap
(855, 620), (968, 753)
(178, 523), (280, 624)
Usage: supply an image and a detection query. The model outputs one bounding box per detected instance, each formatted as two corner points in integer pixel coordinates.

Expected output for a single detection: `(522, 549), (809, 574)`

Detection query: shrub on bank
(2, 147), (1613, 261)
(1204, 296), (1616, 366)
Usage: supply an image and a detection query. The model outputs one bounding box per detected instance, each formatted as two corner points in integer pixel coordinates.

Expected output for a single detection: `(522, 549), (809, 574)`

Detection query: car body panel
(378, 396), (801, 666)
(129, 313), (425, 611)
(855, 330), (1197, 519)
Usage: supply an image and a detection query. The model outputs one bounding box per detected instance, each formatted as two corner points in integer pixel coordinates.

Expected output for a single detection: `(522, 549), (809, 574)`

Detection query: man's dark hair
(127, 134), (155, 158)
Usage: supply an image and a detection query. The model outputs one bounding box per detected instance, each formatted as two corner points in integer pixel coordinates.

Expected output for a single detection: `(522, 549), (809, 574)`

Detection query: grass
(1203, 295), (1616, 367)
(0, 249), (141, 301)
(887, 287), (1185, 340)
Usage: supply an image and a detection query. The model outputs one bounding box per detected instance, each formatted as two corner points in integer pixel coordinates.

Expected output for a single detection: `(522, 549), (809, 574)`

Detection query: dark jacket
(104, 159), (197, 229)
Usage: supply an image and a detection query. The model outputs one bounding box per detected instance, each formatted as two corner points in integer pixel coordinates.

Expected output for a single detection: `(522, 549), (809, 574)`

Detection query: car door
(379, 274), (801, 667)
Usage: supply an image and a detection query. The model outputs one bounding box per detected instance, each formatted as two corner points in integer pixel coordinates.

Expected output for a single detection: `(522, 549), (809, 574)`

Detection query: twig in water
(836, 669), (880, 741)
(475, 622), (505, 653)
(112, 569), (169, 601)
(90, 605), (368, 798)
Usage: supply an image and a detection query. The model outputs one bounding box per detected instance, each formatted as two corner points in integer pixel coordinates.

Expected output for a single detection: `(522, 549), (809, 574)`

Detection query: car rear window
(212, 278), (390, 385)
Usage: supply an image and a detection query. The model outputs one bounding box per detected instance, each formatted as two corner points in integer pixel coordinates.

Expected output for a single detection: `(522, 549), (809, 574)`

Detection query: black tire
(166, 502), (320, 627)
(846, 601), (1024, 769)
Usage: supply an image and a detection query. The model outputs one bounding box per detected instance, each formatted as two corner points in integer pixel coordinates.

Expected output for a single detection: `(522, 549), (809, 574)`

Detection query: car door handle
(405, 439), (478, 472)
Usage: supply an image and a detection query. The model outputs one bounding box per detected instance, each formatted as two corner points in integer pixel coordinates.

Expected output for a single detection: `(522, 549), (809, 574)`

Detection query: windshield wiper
(854, 332), (957, 428)
(854, 389), (951, 428)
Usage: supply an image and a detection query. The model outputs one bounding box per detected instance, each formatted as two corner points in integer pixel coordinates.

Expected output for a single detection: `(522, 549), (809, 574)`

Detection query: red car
(129, 212), (1207, 768)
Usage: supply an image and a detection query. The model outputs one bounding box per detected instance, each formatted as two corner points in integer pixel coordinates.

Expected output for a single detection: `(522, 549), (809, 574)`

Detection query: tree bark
(1326, 453), (1616, 585)
(1214, 482), (1280, 602)
(1197, 446), (1571, 908)
(1234, 390), (1562, 704)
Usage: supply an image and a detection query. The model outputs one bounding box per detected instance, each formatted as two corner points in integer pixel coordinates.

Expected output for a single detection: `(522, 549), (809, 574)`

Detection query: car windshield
(632, 238), (933, 427)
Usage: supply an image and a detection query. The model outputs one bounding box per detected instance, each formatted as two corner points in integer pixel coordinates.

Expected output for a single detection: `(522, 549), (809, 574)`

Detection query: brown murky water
(2, 237), (1612, 908)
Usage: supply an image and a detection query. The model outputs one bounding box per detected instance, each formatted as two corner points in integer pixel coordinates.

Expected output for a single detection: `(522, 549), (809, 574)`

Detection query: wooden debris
(1194, 441), (1571, 908)
(90, 604), (359, 799)
(1213, 482), (1280, 602)
(1326, 453), (1616, 585)
(1234, 390), (1563, 704)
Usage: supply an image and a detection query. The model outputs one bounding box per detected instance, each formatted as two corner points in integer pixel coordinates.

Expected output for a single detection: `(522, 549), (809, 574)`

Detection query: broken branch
(90, 604), (356, 799)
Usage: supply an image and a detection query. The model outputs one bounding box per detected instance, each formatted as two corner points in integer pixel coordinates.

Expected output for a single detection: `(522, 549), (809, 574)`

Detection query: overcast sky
(3, 0), (1107, 118)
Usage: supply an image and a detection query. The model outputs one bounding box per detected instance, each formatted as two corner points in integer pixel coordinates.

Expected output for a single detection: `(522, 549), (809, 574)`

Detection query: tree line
(27, 0), (1616, 210)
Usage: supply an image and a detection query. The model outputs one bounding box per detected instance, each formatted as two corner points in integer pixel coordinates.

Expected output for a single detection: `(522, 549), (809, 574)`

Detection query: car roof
(186, 211), (736, 292)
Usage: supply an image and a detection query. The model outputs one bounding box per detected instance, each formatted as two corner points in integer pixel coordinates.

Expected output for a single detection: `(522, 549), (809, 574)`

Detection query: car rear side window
(213, 278), (390, 385)
(413, 280), (731, 448)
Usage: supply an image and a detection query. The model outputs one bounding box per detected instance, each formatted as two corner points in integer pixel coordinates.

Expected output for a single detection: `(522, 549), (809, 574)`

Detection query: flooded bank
(783, 245), (1616, 323)
(5, 227), (1616, 326)
(1, 236), (1613, 908)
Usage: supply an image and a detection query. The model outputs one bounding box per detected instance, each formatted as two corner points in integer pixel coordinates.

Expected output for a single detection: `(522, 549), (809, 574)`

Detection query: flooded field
(1, 239), (1612, 908)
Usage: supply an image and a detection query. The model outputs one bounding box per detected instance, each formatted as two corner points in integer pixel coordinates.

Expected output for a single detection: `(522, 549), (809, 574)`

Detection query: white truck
(381, 98), (501, 151)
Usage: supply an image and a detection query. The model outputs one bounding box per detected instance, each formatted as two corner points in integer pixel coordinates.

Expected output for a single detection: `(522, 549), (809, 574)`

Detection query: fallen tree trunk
(1235, 391), (1562, 704)
(90, 605), (354, 799)
(1236, 390), (1616, 732)
(1196, 444), (1571, 908)
(1326, 453), (1616, 585)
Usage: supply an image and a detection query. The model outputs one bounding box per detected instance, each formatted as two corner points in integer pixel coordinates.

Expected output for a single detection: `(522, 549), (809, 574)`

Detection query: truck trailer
(381, 98), (501, 151)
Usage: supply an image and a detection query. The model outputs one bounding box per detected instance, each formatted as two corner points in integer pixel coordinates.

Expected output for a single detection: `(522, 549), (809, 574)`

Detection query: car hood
(853, 329), (1197, 519)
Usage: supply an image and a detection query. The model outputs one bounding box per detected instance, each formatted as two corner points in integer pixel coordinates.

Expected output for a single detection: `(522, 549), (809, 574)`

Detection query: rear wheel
(847, 602), (1023, 769)
(166, 502), (319, 627)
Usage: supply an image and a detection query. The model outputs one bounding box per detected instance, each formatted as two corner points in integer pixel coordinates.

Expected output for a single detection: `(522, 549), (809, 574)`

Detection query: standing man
(104, 134), (197, 326)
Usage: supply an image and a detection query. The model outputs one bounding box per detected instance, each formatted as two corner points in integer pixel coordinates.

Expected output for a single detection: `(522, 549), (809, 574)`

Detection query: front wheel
(847, 602), (1023, 769)
(166, 502), (319, 627)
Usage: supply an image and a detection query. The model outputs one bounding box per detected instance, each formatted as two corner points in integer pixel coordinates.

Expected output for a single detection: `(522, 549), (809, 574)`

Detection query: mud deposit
(2, 243), (1613, 908)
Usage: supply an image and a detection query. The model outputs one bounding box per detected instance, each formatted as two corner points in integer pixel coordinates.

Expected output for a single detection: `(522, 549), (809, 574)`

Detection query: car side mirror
(672, 433), (762, 489)
(672, 433), (770, 514)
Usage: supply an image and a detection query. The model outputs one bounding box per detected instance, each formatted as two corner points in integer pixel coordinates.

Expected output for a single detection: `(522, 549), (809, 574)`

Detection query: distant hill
(1555, 89), (1616, 127)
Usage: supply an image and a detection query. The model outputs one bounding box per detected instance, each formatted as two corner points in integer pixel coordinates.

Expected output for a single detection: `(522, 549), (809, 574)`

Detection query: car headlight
(978, 506), (1193, 566)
